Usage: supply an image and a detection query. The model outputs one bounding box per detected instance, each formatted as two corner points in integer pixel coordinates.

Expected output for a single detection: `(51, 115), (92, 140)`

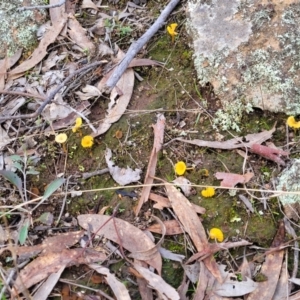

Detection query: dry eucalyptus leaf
(78, 214), (162, 274)
(75, 85), (101, 100)
(105, 148), (141, 185)
(134, 264), (180, 300)
(88, 265), (131, 300)
(215, 172), (254, 187)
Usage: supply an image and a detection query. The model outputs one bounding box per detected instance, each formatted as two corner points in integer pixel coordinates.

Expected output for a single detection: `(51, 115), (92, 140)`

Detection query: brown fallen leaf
(0, 49), (22, 89)
(9, 0), (68, 78)
(250, 143), (289, 166)
(147, 219), (183, 235)
(247, 221), (285, 300)
(67, 16), (95, 54)
(215, 172), (254, 188)
(13, 248), (106, 295)
(77, 214), (162, 274)
(88, 264), (131, 300)
(94, 48), (134, 137)
(149, 192), (206, 214)
(134, 264), (180, 300)
(166, 125), (276, 149)
(164, 182), (223, 282)
(135, 114), (166, 216)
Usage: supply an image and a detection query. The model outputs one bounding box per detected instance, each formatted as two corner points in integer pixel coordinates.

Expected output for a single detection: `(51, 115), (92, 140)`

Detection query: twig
(0, 90), (46, 101)
(103, 0), (181, 93)
(82, 168), (109, 180)
(17, 0), (65, 11)
(0, 61), (104, 122)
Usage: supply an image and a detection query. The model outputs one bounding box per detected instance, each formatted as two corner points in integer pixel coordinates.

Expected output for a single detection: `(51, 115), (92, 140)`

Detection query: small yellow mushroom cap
(209, 228), (224, 242)
(167, 23), (178, 36)
(55, 133), (67, 144)
(201, 187), (215, 198)
(81, 135), (94, 148)
(72, 117), (83, 133)
(287, 116), (300, 129)
(174, 161), (187, 175)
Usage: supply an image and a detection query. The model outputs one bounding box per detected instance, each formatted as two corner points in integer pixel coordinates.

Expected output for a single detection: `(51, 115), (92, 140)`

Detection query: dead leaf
(147, 219), (183, 235)
(105, 148), (142, 185)
(213, 265), (257, 297)
(0, 49), (22, 88)
(159, 247), (185, 263)
(215, 172), (254, 187)
(81, 0), (99, 10)
(9, 0), (68, 77)
(134, 264), (180, 300)
(75, 85), (101, 100)
(88, 264), (131, 300)
(164, 182), (223, 282)
(32, 266), (65, 300)
(44, 101), (91, 133)
(149, 192), (206, 214)
(13, 248), (106, 295)
(135, 114), (166, 216)
(250, 143), (288, 166)
(167, 125), (276, 149)
(247, 221), (285, 299)
(67, 16), (95, 54)
(94, 49), (134, 136)
(77, 214), (162, 274)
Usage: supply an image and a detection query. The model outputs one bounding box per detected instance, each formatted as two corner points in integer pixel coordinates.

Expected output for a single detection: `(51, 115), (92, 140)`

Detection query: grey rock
(187, 0), (300, 130)
(0, 0), (47, 59)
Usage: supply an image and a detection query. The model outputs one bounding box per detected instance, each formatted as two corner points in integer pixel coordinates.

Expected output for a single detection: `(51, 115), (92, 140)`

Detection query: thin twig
(17, 0), (65, 11)
(0, 90), (46, 101)
(0, 61), (104, 122)
(103, 0), (181, 93)
(82, 168), (109, 180)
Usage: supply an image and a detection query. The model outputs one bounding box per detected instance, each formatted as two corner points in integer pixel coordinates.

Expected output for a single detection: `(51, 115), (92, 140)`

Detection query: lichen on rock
(187, 0), (300, 130)
(277, 159), (300, 220)
(0, 0), (47, 58)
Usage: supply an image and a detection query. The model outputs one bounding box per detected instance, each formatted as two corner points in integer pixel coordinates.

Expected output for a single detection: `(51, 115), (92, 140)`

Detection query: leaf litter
(0, 0), (297, 298)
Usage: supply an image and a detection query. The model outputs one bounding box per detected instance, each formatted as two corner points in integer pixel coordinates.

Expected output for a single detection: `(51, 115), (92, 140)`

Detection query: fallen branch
(103, 0), (181, 93)
(0, 61), (104, 122)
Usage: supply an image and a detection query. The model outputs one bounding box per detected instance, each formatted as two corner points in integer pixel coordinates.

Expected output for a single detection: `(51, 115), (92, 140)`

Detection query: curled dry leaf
(77, 214), (162, 274)
(105, 148), (141, 185)
(250, 143), (289, 166)
(147, 219), (184, 235)
(74, 85), (101, 100)
(215, 172), (254, 188)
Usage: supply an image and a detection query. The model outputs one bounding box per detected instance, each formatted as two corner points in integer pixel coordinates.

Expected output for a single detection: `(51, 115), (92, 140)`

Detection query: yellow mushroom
(209, 228), (224, 242)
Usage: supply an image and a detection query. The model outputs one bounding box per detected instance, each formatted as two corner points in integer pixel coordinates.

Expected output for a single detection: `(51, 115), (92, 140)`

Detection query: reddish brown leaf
(215, 172), (254, 187)
(250, 143), (289, 166)
(247, 221), (285, 299)
(149, 192), (206, 214)
(78, 214), (162, 275)
(13, 248), (106, 295)
(147, 219), (183, 235)
(135, 114), (166, 216)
